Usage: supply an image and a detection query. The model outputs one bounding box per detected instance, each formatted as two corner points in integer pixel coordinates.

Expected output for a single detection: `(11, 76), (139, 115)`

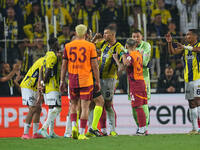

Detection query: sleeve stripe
(91, 57), (97, 59)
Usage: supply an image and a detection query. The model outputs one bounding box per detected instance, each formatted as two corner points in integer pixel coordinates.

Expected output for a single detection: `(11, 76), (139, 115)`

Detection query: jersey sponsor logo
(102, 53), (109, 58)
(0, 96), (69, 137)
(186, 55), (194, 60)
(72, 64), (83, 69)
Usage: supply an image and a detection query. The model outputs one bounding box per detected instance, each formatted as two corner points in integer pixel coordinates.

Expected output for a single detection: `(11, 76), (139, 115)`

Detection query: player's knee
(34, 106), (42, 114)
(94, 95), (104, 107)
(56, 107), (61, 113)
(29, 106), (36, 114)
(195, 98), (200, 106)
(104, 100), (112, 109)
(89, 101), (95, 110)
(189, 100), (197, 108)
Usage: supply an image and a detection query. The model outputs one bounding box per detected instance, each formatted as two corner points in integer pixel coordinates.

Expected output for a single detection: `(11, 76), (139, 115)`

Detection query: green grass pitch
(0, 134), (200, 150)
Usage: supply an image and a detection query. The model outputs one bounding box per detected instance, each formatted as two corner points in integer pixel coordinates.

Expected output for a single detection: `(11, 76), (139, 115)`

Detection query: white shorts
(44, 91), (61, 106)
(100, 78), (117, 101)
(21, 88), (37, 106)
(185, 79), (200, 100)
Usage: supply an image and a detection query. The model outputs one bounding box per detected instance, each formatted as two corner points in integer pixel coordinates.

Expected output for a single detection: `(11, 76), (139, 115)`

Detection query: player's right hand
(93, 33), (102, 40)
(13, 63), (20, 72)
(59, 81), (65, 94)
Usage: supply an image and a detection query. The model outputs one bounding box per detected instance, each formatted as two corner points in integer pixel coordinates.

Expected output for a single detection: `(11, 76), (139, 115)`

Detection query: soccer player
(86, 28), (104, 137)
(123, 38), (147, 135)
(166, 29), (200, 134)
(20, 57), (44, 139)
(64, 28), (104, 138)
(38, 37), (62, 138)
(93, 25), (126, 136)
(60, 24), (100, 140)
(132, 29), (151, 134)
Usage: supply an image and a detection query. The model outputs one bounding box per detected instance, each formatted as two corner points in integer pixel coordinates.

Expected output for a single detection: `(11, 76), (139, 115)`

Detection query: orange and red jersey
(63, 39), (97, 88)
(126, 50), (144, 81)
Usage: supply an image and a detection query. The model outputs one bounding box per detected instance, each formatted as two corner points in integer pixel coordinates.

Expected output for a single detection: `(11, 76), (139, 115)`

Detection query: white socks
(79, 128), (85, 135)
(33, 123), (39, 134)
(65, 115), (72, 135)
(49, 121), (54, 135)
(42, 107), (61, 130)
(106, 107), (116, 132)
(87, 109), (94, 129)
(190, 107), (198, 131)
(24, 123), (31, 134)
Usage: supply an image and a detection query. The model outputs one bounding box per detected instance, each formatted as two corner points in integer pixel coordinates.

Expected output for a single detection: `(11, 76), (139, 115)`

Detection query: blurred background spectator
(157, 66), (181, 93)
(46, 0), (72, 34)
(78, 0), (100, 33)
(0, 61), (21, 96)
(176, 0), (200, 35)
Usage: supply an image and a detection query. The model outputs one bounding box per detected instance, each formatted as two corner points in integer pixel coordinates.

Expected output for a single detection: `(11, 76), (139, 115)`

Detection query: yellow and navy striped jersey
(40, 0), (53, 16)
(43, 51), (61, 93)
(78, 8), (100, 33)
(183, 42), (200, 83)
(148, 40), (160, 59)
(151, 9), (172, 24)
(0, 0), (18, 9)
(97, 40), (125, 79)
(21, 48), (33, 76)
(46, 7), (72, 32)
(20, 57), (44, 91)
(120, 0), (156, 19)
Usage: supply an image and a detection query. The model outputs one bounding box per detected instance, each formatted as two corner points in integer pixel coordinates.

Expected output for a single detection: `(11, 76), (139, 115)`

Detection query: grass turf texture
(0, 134), (200, 150)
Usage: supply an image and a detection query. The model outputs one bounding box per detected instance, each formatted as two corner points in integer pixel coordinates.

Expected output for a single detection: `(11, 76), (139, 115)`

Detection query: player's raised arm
(0, 63), (19, 82)
(91, 33), (102, 43)
(165, 32), (183, 55)
(176, 42), (200, 53)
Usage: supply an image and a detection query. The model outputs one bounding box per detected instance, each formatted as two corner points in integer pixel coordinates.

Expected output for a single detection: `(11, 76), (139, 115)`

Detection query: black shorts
(93, 78), (101, 99)
(93, 90), (101, 99)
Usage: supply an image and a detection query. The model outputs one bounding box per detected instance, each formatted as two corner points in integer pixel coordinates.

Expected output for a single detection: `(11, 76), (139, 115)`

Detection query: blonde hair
(75, 24), (87, 38)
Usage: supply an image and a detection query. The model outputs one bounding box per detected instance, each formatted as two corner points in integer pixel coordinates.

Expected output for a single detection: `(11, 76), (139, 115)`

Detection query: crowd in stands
(0, 0), (200, 96)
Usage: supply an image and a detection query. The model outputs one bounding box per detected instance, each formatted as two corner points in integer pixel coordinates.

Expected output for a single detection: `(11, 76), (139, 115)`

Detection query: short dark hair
(126, 38), (137, 48)
(188, 29), (199, 36)
(104, 25), (117, 33)
(132, 29), (142, 35)
(48, 37), (58, 49)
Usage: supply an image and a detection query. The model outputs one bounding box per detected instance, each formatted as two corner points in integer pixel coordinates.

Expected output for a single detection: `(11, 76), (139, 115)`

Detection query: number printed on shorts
(196, 89), (200, 95)
(69, 47), (87, 63)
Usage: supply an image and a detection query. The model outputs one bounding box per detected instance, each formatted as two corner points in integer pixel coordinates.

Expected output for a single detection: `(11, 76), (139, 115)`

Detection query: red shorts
(69, 85), (93, 101)
(129, 80), (147, 107)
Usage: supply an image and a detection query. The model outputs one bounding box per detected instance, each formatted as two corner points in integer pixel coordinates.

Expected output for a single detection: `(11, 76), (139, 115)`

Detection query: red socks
(100, 107), (107, 128)
(135, 107), (146, 127)
(70, 113), (77, 122)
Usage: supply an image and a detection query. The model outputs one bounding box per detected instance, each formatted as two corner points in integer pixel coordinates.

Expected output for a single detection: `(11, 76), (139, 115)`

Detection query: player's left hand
(95, 82), (101, 92)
